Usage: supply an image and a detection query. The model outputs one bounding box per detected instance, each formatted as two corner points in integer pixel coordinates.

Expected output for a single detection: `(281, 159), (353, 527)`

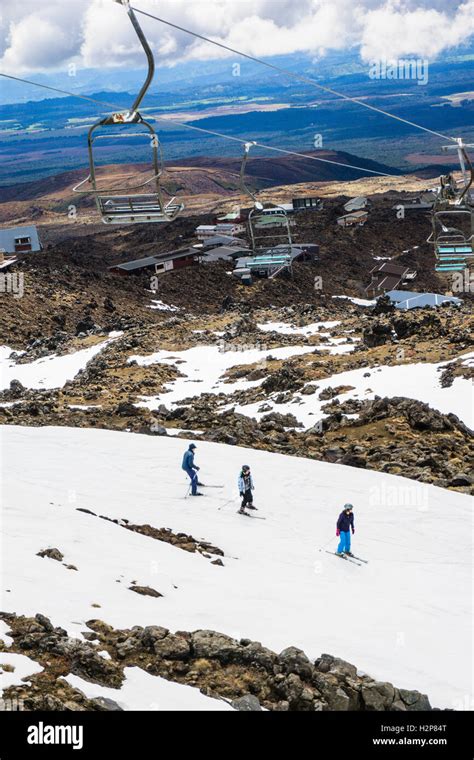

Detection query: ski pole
(218, 496), (236, 511)
(319, 534), (336, 552)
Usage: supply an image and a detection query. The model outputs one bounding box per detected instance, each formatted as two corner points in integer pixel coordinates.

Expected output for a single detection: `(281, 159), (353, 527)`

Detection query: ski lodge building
(0, 225), (42, 254)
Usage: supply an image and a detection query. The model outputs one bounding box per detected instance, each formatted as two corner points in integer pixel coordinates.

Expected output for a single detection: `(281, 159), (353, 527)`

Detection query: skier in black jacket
(336, 504), (355, 556)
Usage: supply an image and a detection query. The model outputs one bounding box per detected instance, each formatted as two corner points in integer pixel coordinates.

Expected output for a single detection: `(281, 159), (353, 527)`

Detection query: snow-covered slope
(1, 425), (471, 709)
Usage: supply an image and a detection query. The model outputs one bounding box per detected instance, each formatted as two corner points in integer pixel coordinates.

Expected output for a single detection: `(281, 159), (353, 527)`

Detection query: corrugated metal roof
(201, 235), (244, 248)
(386, 290), (462, 309)
(202, 246), (251, 261)
(0, 257), (18, 270)
(371, 262), (410, 276)
(339, 209), (369, 219)
(112, 256), (160, 271)
(110, 248), (195, 271)
(344, 197), (369, 212)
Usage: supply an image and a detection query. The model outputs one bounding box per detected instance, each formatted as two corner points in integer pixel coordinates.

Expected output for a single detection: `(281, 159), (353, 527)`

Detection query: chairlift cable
(0, 72), (399, 178)
(131, 5), (458, 144)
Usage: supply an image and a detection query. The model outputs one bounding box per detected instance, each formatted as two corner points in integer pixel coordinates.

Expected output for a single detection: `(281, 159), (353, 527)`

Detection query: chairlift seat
(437, 244), (472, 255)
(248, 256), (290, 268)
(437, 255), (468, 262)
(436, 263), (468, 272)
(98, 195), (184, 225)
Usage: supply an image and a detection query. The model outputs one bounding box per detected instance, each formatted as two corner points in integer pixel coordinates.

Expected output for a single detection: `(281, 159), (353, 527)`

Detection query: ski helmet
(344, 503), (353, 511)
(189, 443), (197, 450)
(242, 465), (250, 472)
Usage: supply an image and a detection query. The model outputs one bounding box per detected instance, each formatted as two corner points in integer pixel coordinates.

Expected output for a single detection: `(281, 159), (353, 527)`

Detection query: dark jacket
(182, 448), (197, 471)
(337, 510), (354, 533)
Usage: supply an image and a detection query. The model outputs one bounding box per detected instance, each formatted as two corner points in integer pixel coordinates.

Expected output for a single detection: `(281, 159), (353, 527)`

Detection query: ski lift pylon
(428, 138), (474, 272)
(73, 0), (183, 225)
(240, 141), (294, 265)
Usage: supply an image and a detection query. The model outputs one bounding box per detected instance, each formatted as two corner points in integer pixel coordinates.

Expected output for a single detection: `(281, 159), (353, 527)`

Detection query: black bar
(0, 710), (472, 758)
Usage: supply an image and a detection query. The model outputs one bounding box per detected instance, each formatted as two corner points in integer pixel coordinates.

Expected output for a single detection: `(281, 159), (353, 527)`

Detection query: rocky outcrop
(76, 508), (225, 560)
(262, 364), (306, 393)
(36, 548), (64, 562)
(129, 585), (163, 599)
(0, 613), (433, 713)
(356, 396), (469, 433)
(362, 309), (454, 348)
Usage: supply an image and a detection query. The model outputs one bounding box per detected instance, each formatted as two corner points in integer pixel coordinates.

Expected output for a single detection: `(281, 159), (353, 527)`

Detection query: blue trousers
(337, 531), (351, 554)
(184, 466), (198, 495)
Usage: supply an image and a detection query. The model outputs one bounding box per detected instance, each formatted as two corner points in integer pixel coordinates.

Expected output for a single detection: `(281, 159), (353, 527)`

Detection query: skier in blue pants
(182, 443), (202, 496)
(336, 504), (355, 556)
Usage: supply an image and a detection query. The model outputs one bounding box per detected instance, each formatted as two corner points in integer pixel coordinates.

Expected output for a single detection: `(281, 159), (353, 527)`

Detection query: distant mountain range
(0, 45), (473, 188)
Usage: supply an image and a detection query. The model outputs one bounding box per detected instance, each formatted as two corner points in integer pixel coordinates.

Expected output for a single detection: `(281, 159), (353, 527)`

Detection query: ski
(237, 511), (266, 520)
(324, 550), (362, 566)
(200, 484), (224, 489)
(349, 555), (369, 564)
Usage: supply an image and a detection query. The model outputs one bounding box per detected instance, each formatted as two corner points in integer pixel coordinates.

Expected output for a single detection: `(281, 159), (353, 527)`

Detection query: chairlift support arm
(240, 142), (260, 207)
(73, 1), (183, 224)
(114, 0), (155, 116)
(441, 138), (474, 204)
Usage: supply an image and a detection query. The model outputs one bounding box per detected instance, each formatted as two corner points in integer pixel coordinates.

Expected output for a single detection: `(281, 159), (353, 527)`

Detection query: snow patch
(0, 653), (43, 697)
(130, 344), (316, 410)
(68, 405), (103, 411)
(148, 300), (179, 312)
(257, 320), (341, 336)
(64, 668), (233, 711)
(332, 296), (376, 307)
(0, 334), (122, 391)
(0, 622), (14, 648)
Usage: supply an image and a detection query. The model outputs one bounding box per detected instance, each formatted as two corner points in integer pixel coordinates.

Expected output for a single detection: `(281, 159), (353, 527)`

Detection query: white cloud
(1, 15), (77, 71)
(360, 1), (474, 61)
(0, 0), (473, 74)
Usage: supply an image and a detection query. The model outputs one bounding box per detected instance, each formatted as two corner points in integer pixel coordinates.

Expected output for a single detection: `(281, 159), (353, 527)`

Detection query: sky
(0, 0), (473, 76)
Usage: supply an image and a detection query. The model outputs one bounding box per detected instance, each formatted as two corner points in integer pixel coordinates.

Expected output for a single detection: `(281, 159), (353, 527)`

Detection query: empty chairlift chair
(432, 213), (474, 273)
(240, 143), (294, 277)
(429, 139), (474, 273)
(73, 0), (184, 225)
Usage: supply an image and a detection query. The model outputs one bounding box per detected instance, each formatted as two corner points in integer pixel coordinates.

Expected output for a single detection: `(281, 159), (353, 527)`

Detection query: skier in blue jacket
(238, 465), (256, 514)
(182, 444), (202, 496)
(336, 504), (355, 556)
